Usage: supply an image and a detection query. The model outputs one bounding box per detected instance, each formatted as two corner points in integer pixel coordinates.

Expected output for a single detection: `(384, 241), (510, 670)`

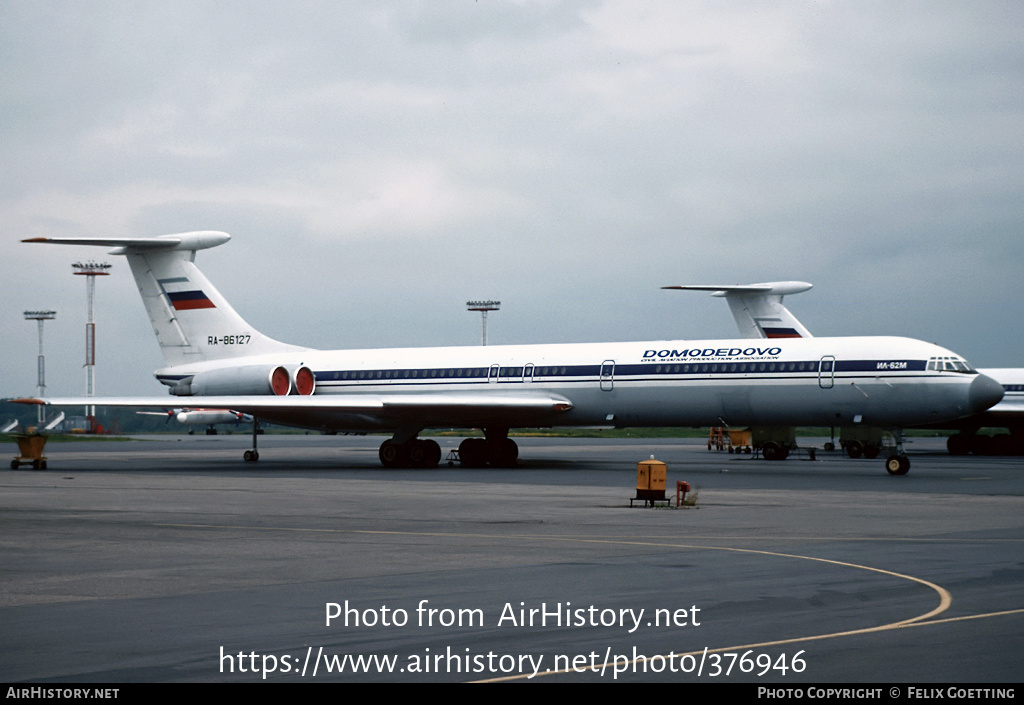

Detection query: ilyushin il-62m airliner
(19, 231), (1003, 475)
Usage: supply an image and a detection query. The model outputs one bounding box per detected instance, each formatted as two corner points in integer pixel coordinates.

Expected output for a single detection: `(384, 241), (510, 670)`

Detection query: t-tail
(22, 231), (307, 367)
(662, 282), (814, 340)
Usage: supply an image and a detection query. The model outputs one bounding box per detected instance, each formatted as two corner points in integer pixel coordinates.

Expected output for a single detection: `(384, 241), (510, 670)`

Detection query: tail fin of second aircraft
(23, 231), (307, 367)
(663, 282), (814, 339)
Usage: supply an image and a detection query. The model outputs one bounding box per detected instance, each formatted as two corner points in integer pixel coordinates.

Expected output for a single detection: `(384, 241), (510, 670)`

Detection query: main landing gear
(379, 438), (442, 468)
(456, 436), (518, 468)
(377, 428), (519, 469)
(455, 427), (518, 468)
(947, 430), (1024, 456)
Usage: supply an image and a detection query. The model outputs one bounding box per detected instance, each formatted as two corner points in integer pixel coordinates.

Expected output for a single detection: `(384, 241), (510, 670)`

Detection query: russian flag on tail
(166, 290), (216, 310)
(762, 327), (803, 339)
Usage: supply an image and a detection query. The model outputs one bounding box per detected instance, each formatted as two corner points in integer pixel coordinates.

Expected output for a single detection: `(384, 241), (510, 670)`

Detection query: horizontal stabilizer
(663, 281), (813, 297)
(663, 281), (814, 339)
(22, 231), (230, 254)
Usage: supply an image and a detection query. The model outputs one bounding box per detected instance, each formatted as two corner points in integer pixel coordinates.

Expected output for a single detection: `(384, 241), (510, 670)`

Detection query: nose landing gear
(884, 429), (910, 475)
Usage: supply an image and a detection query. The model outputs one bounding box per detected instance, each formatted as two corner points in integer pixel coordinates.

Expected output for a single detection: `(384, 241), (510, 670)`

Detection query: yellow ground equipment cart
(727, 428), (752, 454)
(707, 427), (752, 453)
(707, 427), (727, 450)
(11, 434), (48, 469)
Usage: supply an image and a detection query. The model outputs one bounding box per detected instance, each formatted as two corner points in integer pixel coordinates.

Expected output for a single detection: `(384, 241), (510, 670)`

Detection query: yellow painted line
(153, 521), (984, 683)
(478, 607), (1024, 682)
(466, 537), (953, 681)
(902, 607), (1024, 626)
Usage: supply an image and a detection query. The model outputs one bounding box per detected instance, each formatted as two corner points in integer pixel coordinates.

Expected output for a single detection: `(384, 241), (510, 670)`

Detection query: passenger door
(600, 360), (615, 391)
(818, 356), (835, 389)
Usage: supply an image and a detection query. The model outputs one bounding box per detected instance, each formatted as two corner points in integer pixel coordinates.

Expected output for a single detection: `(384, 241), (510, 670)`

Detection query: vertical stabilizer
(23, 232), (307, 366)
(663, 282), (814, 339)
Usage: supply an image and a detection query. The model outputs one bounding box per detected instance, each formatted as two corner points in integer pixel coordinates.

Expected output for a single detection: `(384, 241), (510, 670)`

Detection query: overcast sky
(3, 1), (1023, 398)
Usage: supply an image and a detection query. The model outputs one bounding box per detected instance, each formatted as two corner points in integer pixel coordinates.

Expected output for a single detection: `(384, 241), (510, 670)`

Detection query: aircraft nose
(969, 373), (1004, 413)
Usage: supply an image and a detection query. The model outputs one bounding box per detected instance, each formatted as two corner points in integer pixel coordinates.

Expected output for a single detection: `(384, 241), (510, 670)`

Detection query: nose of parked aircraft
(969, 373), (1005, 413)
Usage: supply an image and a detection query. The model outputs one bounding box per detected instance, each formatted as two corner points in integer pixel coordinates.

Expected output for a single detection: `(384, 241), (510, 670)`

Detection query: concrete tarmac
(1, 434), (1022, 683)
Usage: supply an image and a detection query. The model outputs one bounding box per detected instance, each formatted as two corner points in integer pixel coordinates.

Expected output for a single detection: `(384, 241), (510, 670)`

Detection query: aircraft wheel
(970, 434), (993, 455)
(992, 434), (1014, 456)
(458, 438), (488, 467)
(421, 439), (442, 468)
(407, 439), (442, 468)
(946, 433), (970, 455)
(490, 438), (519, 467)
(379, 439), (408, 468)
(407, 440), (426, 467)
(243, 450), (259, 462)
(885, 454), (910, 475)
(824, 442), (834, 451)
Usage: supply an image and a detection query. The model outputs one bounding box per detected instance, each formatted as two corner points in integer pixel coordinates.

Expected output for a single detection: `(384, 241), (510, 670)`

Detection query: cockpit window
(927, 356), (976, 373)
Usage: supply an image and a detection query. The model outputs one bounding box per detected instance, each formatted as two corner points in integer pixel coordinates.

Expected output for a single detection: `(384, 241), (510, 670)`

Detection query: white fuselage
(155, 335), (999, 434)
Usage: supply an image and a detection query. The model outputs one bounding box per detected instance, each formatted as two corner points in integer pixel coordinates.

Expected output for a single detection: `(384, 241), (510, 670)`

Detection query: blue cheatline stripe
(311, 359), (930, 385)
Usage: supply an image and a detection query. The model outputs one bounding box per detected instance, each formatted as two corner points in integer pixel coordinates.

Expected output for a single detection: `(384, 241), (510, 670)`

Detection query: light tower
(23, 310), (56, 425)
(73, 261), (111, 432)
(466, 300), (500, 346)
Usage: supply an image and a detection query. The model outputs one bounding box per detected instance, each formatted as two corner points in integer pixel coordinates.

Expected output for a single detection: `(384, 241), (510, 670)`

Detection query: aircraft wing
(13, 392), (575, 431)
